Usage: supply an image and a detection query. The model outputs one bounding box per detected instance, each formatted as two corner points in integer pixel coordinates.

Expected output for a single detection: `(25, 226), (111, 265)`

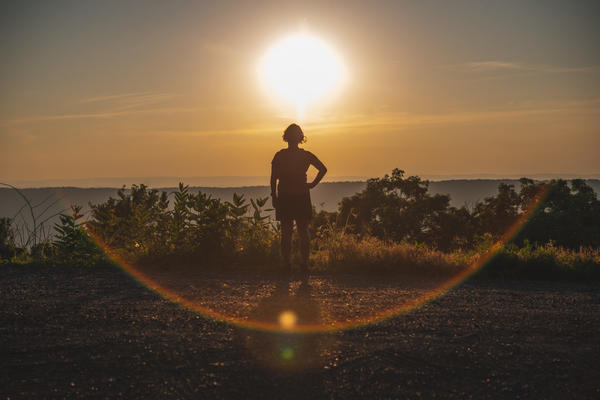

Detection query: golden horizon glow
(258, 32), (346, 120)
(1, 2), (599, 183)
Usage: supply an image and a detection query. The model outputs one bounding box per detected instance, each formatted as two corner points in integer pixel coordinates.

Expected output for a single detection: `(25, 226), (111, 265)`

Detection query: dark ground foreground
(1, 265), (599, 399)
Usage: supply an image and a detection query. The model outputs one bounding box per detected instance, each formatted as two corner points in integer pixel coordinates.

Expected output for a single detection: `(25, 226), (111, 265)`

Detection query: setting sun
(258, 32), (346, 119)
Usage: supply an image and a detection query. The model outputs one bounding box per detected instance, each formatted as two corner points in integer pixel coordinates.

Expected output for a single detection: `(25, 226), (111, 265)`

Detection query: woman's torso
(272, 148), (313, 196)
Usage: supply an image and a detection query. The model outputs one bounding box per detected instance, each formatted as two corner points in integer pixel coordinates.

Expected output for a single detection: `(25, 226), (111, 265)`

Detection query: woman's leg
(280, 218), (294, 270)
(296, 218), (310, 272)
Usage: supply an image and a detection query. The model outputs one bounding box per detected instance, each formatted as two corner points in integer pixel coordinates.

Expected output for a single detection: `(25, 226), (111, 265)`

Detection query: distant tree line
(1, 170), (599, 267)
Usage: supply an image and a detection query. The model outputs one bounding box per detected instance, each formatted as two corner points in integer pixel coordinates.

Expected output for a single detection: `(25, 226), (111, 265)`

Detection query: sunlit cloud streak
(2, 96), (598, 138)
(0, 106), (204, 126)
(80, 92), (178, 111)
(304, 99), (600, 133)
(447, 61), (596, 74)
(79, 92), (161, 103)
(139, 98), (600, 138)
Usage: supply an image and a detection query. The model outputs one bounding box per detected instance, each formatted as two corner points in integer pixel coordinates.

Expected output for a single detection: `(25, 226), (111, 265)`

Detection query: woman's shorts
(275, 194), (313, 222)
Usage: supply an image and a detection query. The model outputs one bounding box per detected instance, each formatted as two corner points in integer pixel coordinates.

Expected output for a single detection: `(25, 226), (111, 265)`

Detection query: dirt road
(1, 265), (598, 399)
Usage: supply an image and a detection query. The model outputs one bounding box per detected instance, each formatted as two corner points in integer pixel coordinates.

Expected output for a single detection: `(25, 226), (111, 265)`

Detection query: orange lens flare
(86, 184), (550, 334)
(278, 311), (298, 330)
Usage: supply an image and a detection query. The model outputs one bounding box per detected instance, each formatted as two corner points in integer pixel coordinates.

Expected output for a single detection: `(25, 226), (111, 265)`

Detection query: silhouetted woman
(271, 124), (327, 275)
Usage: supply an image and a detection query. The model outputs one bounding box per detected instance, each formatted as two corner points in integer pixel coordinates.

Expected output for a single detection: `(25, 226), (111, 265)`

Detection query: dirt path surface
(1, 265), (599, 399)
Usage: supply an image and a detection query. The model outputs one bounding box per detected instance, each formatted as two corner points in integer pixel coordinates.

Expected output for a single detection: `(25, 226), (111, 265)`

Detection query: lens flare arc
(87, 185), (550, 334)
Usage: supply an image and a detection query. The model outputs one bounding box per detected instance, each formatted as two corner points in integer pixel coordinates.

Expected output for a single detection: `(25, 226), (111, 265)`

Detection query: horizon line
(3, 173), (600, 189)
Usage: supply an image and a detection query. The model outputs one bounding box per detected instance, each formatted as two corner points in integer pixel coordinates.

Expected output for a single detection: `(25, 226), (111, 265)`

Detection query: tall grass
(307, 221), (600, 280)
(312, 227), (472, 277)
(481, 242), (600, 281)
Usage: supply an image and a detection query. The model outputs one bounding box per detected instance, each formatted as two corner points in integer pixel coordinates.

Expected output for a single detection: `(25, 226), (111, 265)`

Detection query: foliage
(86, 184), (170, 257)
(0, 217), (18, 259)
(472, 182), (521, 237)
(337, 169), (479, 250)
(86, 183), (278, 267)
(3, 171), (600, 281)
(313, 224), (470, 276)
(479, 242), (600, 281)
(335, 171), (600, 251)
(513, 179), (600, 249)
(52, 205), (105, 267)
(0, 182), (67, 250)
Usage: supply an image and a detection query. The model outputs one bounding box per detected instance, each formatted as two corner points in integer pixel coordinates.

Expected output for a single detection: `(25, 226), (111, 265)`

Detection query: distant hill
(2, 180), (599, 241)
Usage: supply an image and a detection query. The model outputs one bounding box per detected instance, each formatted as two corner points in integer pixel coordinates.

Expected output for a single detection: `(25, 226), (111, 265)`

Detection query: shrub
(0, 217), (17, 260)
(86, 184), (278, 268)
(52, 205), (106, 267)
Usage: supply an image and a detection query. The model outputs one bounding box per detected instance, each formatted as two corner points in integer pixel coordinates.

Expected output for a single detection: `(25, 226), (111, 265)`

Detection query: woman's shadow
(237, 278), (332, 398)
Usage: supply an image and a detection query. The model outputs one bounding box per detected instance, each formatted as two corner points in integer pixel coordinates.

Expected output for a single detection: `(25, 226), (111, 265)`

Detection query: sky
(1, 0), (599, 186)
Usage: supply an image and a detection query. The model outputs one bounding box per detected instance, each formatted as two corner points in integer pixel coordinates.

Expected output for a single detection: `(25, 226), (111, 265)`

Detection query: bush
(86, 184), (278, 268)
(0, 217), (17, 260)
(52, 206), (106, 267)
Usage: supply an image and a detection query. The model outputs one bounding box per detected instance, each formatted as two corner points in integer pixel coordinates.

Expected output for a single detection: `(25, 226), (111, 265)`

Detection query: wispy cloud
(79, 92), (156, 104)
(0, 91), (186, 126)
(451, 61), (595, 74)
(79, 91), (176, 112)
(303, 98), (600, 133)
(0, 107), (205, 126)
(138, 98), (600, 138)
(146, 126), (279, 138)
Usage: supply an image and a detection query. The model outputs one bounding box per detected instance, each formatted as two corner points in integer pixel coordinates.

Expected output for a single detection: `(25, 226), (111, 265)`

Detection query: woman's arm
(308, 154), (327, 189)
(270, 163), (278, 208)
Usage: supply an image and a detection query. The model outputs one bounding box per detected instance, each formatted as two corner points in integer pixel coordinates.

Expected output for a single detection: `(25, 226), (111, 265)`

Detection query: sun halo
(258, 32), (346, 120)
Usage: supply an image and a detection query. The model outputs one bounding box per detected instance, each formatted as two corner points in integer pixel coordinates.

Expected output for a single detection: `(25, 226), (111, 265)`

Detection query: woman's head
(283, 123), (306, 144)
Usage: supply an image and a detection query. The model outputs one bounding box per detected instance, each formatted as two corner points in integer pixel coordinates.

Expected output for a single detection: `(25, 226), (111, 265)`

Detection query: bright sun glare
(259, 32), (346, 119)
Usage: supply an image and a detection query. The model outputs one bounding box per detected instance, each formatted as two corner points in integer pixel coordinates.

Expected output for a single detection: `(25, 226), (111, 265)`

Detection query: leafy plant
(53, 205), (105, 267)
(0, 217), (18, 260)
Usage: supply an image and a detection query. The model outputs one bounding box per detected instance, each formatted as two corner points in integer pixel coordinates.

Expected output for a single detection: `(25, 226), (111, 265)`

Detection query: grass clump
(312, 226), (471, 277)
(480, 242), (600, 281)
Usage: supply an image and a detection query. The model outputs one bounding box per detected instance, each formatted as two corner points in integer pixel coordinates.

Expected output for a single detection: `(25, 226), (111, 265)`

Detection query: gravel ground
(1, 265), (599, 399)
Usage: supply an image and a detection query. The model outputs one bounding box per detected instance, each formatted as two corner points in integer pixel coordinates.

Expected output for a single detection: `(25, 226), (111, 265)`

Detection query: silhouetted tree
(472, 183), (520, 238)
(337, 171), (600, 250)
(514, 179), (600, 248)
(338, 169), (463, 249)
